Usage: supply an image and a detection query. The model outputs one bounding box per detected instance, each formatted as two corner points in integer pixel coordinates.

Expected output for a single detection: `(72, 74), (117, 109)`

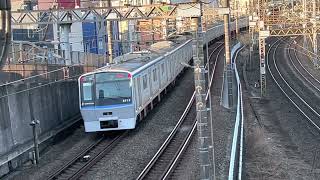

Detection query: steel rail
(136, 42), (224, 180)
(135, 91), (196, 180)
(161, 120), (198, 180)
(287, 40), (320, 92)
(206, 44), (225, 100)
(47, 132), (127, 180)
(162, 44), (225, 179)
(266, 38), (320, 132)
(68, 133), (127, 180)
(48, 40), (224, 180)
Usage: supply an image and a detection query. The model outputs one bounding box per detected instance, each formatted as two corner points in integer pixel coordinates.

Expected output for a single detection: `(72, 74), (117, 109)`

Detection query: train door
(152, 65), (160, 94)
(160, 62), (166, 87)
(148, 69), (152, 97)
(165, 59), (169, 82)
(135, 76), (142, 111)
(170, 54), (174, 79)
(142, 72), (150, 105)
(168, 56), (172, 81)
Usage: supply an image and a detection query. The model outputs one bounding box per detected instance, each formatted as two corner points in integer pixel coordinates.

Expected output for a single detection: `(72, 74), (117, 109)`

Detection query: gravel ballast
(238, 37), (320, 179)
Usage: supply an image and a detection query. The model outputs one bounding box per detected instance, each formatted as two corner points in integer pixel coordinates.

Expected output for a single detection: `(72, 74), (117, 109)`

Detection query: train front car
(79, 71), (135, 132)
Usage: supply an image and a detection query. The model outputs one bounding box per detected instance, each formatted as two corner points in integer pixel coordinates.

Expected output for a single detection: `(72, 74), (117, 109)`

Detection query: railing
(7, 42), (108, 67)
(228, 42), (245, 180)
(1, 42), (107, 83)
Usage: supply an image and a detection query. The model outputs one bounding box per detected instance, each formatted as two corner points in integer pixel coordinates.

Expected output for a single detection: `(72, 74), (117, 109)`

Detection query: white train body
(78, 18), (249, 132)
(79, 40), (193, 132)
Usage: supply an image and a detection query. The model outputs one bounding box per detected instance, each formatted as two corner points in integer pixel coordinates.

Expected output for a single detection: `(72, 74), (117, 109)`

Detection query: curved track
(136, 43), (224, 180)
(287, 38), (320, 93)
(267, 38), (320, 132)
(47, 41), (224, 180)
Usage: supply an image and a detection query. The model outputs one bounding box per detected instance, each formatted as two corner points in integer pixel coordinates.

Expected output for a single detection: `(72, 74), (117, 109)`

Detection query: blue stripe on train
(81, 103), (133, 110)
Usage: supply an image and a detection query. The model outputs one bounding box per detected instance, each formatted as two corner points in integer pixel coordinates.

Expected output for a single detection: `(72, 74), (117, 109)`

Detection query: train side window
(153, 69), (157, 82)
(143, 74), (148, 89)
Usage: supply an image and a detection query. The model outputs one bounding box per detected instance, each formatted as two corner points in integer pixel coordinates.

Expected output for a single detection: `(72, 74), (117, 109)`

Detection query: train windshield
(80, 72), (132, 107)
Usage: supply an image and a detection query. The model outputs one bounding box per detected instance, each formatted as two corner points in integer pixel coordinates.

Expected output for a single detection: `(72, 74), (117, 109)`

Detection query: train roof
(92, 40), (191, 75)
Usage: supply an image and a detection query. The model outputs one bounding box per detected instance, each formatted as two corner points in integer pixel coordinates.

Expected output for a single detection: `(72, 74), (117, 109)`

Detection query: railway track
(47, 131), (127, 180)
(136, 43), (224, 180)
(267, 38), (320, 132)
(287, 39), (320, 92)
(47, 41), (224, 180)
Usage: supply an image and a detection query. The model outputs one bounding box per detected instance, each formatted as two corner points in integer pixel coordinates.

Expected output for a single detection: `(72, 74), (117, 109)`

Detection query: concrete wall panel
(7, 84), (33, 146)
(0, 80), (80, 167)
(0, 86), (14, 155)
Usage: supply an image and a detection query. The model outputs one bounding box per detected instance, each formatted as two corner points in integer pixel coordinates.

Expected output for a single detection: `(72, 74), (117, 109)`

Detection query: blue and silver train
(79, 40), (193, 132)
(78, 18), (249, 132)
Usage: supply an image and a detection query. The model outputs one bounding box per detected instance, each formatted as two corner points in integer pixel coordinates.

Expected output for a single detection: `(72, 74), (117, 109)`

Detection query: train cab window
(95, 72), (132, 106)
(143, 74), (148, 89)
(83, 82), (93, 101)
(80, 74), (94, 107)
(153, 69), (157, 82)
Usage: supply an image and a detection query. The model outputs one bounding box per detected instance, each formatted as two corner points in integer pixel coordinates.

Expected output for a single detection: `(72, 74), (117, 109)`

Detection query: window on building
(85, 42), (90, 52)
(99, 39), (103, 50)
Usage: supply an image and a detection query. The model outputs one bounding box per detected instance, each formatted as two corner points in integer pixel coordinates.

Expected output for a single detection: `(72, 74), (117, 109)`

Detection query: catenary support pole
(191, 2), (212, 180)
(303, 0), (307, 49)
(107, 0), (113, 62)
(235, 0), (239, 36)
(312, 0), (318, 67)
(60, 24), (72, 65)
(258, 0), (267, 97)
(222, 0), (233, 108)
(259, 37), (266, 96)
(0, 0), (11, 69)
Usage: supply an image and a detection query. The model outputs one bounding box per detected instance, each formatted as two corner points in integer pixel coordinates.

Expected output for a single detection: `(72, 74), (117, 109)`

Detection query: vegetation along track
(47, 131), (127, 180)
(267, 38), (320, 132)
(136, 42), (224, 180)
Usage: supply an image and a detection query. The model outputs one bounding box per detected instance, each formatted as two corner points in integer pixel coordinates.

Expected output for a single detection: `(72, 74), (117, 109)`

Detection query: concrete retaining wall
(0, 80), (79, 177)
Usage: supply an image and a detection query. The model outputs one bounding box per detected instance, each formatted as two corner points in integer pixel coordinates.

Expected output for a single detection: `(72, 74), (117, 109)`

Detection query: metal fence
(1, 41), (107, 85)
(7, 42), (108, 67)
(228, 42), (245, 180)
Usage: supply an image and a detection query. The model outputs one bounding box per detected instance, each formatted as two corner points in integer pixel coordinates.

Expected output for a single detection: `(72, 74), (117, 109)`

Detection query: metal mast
(303, 0), (307, 48)
(106, 0), (113, 62)
(222, 0), (233, 108)
(0, 0), (11, 68)
(192, 1), (212, 179)
(312, 0), (318, 66)
(258, 0), (267, 97)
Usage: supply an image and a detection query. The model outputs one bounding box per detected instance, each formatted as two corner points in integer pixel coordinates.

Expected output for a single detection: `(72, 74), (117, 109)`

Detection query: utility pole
(162, 19), (168, 40)
(258, 0), (267, 97)
(106, 0), (113, 62)
(192, 1), (212, 179)
(0, 0), (11, 69)
(60, 23), (72, 65)
(235, 0), (239, 37)
(99, 0), (108, 64)
(312, 0), (318, 67)
(222, 0), (233, 108)
(303, 0), (307, 49)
